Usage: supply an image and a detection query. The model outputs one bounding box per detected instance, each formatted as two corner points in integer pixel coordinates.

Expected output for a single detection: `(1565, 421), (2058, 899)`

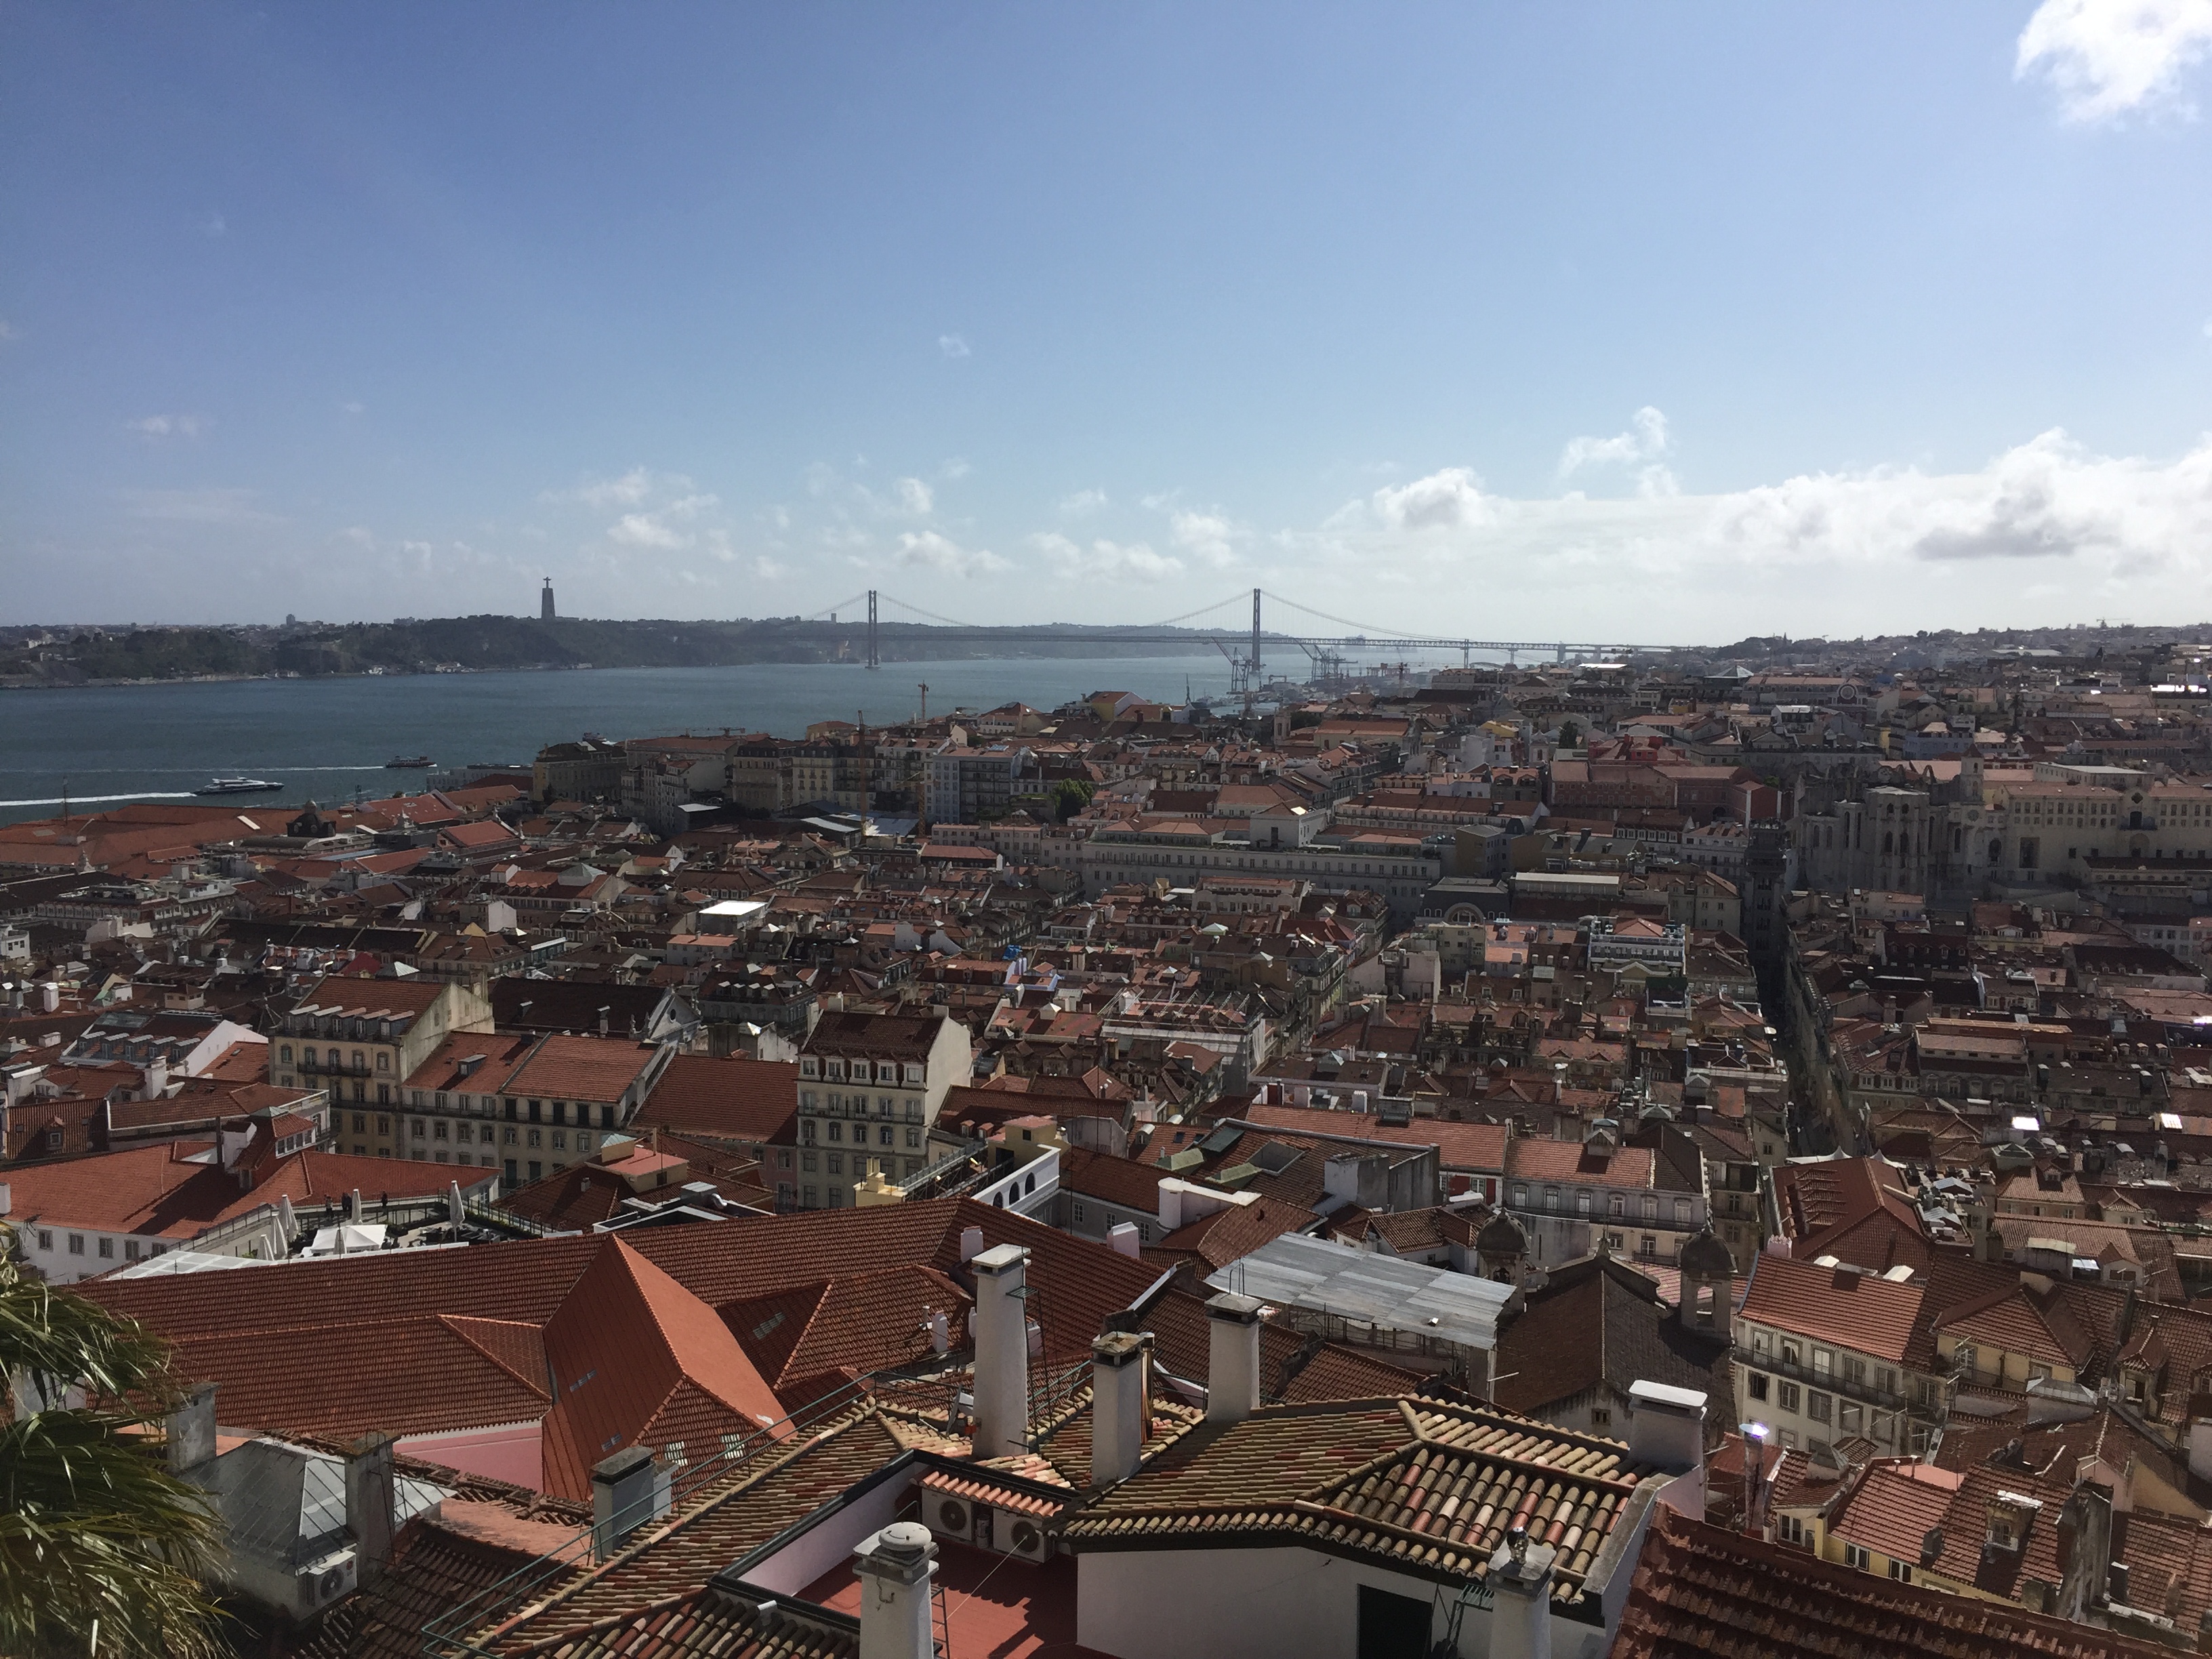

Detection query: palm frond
(0, 1238), (235, 1658)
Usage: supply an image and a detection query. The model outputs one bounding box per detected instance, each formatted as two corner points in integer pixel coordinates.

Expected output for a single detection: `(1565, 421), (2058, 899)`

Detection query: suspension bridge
(794, 588), (1654, 693)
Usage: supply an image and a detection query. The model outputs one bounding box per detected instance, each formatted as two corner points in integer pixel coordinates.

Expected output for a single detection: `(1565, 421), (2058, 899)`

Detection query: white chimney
(1629, 1380), (1708, 1515)
(1090, 1330), (1149, 1487)
(0, 1182), (11, 1218)
(1107, 1221), (1141, 1257)
(1488, 1528), (1557, 1659)
(39, 983), (59, 1013)
(853, 1522), (937, 1659)
(343, 1432), (397, 1587)
(1206, 1292), (1263, 1424)
(142, 1058), (169, 1099)
(960, 1225), (985, 1263)
(2190, 1416), (2212, 1486)
(970, 1243), (1031, 1458)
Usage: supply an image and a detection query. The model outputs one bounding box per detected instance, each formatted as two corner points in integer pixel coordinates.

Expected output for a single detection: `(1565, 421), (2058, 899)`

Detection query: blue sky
(4, 1), (2212, 642)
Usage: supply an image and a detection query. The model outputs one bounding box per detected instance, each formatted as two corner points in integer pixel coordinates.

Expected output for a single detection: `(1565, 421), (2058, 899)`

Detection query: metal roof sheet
(1204, 1231), (1512, 1351)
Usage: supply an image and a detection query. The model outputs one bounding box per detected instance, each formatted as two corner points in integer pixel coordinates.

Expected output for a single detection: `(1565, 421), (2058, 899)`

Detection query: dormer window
(801, 1058), (818, 1078)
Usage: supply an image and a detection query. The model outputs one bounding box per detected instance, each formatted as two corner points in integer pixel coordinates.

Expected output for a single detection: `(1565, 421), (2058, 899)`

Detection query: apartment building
(268, 978), (493, 1110)
(390, 1031), (674, 1183)
(1734, 1252), (1944, 1460)
(792, 1009), (974, 1208)
(1500, 1118), (1708, 1267)
(1080, 814), (1444, 925)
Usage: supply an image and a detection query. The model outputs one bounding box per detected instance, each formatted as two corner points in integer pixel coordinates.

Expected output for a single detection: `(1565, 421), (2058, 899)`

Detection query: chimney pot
(853, 1523), (937, 1659)
(1204, 1292), (1264, 1424)
(1090, 1330), (1150, 1487)
(591, 1445), (670, 1559)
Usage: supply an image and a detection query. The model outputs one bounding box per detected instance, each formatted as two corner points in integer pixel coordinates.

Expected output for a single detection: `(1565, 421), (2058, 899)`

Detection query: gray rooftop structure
(1203, 1231), (1513, 1370)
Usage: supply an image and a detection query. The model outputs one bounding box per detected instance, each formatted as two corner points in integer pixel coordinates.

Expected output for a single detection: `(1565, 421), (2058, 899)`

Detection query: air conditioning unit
(1001, 1513), (1052, 1563)
(930, 1496), (975, 1542)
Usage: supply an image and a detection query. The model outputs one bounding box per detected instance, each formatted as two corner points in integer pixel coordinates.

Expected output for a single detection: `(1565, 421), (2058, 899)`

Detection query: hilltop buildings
(9, 638), (2212, 1652)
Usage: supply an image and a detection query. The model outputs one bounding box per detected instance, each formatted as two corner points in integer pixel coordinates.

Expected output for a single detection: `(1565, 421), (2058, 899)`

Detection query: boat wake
(0, 792), (199, 806)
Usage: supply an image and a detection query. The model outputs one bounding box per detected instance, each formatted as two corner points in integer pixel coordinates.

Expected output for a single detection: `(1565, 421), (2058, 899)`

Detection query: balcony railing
(1736, 1347), (1915, 1413)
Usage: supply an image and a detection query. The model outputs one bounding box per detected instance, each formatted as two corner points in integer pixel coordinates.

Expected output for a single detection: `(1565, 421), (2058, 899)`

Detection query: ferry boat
(384, 756), (433, 769)
(196, 777), (282, 796)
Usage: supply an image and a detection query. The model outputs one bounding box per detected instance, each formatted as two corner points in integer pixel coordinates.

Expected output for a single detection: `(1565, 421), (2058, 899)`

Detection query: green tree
(1050, 778), (1096, 822)
(0, 1244), (230, 1659)
(1557, 720), (1582, 749)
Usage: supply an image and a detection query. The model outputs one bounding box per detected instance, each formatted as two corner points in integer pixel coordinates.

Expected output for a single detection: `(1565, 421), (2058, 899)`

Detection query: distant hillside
(0, 615), (1233, 685)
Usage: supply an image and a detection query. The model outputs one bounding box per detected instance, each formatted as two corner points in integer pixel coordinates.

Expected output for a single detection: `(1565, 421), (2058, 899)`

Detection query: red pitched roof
(1738, 1254), (1925, 1365)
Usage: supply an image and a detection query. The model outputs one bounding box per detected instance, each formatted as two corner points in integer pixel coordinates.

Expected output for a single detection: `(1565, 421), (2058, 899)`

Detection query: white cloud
(201, 213), (226, 237)
(0, 319), (17, 342)
(1168, 510), (1242, 567)
(340, 401), (365, 415)
(939, 333), (971, 358)
(1275, 426), (2212, 642)
(895, 530), (1008, 577)
(1059, 488), (1108, 516)
(337, 526), (375, 550)
(2018, 0), (2212, 122)
(895, 476), (934, 516)
(126, 413), (204, 439)
(605, 491), (717, 551)
(609, 512), (689, 550)
(941, 457), (973, 481)
(1367, 467), (1496, 531)
(557, 467), (663, 508)
(1558, 407), (1677, 498)
(1031, 531), (1184, 583)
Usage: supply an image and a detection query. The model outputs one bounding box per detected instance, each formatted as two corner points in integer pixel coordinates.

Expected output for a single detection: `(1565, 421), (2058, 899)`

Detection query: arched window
(1883, 832), (1894, 854)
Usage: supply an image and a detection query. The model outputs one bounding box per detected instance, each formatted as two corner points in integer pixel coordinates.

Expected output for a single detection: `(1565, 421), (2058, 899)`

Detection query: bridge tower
(1250, 588), (1263, 698)
(866, 590), (879, 670)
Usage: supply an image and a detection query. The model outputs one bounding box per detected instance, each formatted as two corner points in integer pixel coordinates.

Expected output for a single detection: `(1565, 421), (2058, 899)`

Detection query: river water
(0, 655), (1234, 826)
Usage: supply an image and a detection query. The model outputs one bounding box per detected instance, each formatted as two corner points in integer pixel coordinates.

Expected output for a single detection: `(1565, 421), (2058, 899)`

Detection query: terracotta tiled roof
(1057, 1146), (1171, 1211)
(539, 1239), (791, 1499)
(1231, 1104), (1509, 1172)
(1772, 1155), (1931, 1275)
(634, 1055), (798, 1145)
(920, 1466), (1065, 1519)
(503, 1034), (663, 1105)
(1614, 1506), (2174, 1659)
(1504, 1138), (1656, 1185)
(1826, 1459), (1960, 1565)
(1492, 1254), (1730, 1420)
(1931, 1281), (2097, 1370)
(1738, 1253), (1925, 1365)
(1063, 1395), (1658, 1602)
(489, 1405), (905, 1648)
(0, 1139), (487, 1239)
